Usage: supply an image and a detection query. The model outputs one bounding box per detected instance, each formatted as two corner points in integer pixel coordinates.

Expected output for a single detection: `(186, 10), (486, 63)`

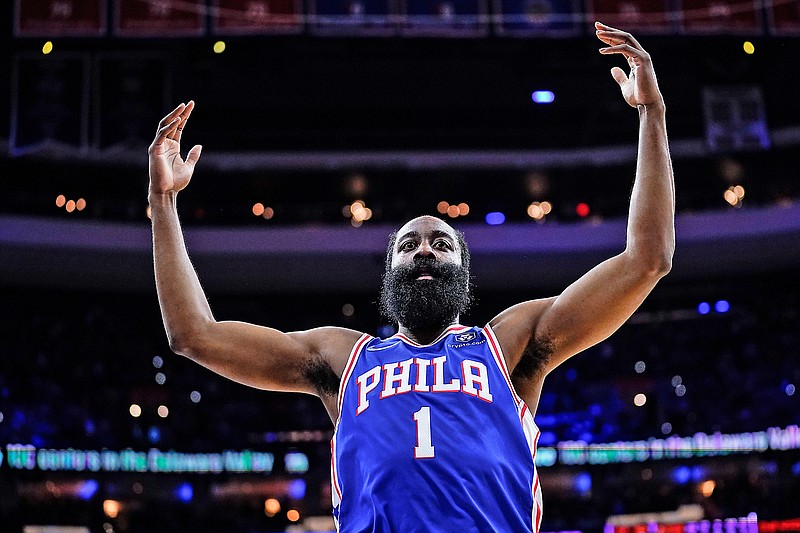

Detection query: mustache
(396, 257), (452, 280)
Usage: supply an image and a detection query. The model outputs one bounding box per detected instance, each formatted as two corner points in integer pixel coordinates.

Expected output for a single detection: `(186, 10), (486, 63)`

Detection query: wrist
(148, 190), (178, 208)
(638, 100), (666, 116)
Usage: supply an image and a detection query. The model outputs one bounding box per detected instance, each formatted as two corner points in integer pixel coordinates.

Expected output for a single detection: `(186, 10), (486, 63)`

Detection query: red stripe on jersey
(336, 334), (372, 420)
(533, 475), (542, 532)
(330, 438), (342, 500)
(483, 325), (522, 406)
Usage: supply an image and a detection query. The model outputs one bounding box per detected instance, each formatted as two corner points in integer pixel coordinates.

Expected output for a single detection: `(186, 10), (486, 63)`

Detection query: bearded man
(148, 23), (674, 532)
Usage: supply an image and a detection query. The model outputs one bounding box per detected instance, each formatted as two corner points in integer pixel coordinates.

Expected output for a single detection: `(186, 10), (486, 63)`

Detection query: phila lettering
(355, 355), (493, 415)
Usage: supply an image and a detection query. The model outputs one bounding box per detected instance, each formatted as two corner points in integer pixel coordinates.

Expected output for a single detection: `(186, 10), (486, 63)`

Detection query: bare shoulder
(488, 297), (557, 377)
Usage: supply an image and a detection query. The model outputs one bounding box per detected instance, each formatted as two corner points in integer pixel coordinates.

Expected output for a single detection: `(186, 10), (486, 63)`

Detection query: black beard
(379, 257), (472, 332)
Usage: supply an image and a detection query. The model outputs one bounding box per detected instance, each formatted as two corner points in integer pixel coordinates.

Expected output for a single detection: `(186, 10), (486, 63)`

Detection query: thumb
(610, 66), (628, 87)
(186, 145), (202, 168)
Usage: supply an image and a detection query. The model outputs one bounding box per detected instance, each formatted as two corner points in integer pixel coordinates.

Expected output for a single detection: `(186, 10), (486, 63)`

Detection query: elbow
(653, 252), (673, 277)
(628, 246), (674, 279)
(165, 319), (216, 360)
(167, 334), (193, 357)
(167, 324), (212, 360)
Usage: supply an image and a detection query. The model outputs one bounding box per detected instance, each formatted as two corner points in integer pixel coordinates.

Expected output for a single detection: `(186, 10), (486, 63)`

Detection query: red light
(576, 203), (590, 217)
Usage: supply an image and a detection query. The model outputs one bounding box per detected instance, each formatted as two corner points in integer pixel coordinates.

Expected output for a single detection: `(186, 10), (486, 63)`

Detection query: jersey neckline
(389, 324), (473, 348)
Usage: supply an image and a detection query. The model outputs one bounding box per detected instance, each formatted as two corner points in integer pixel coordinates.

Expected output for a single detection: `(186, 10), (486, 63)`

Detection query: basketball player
(148, 23), (673, 532)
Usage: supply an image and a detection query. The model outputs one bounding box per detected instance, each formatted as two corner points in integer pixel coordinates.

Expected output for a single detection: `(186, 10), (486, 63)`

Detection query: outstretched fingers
(174, 100), (195, 144)
(595, 21), (643, 51)
(152, 103), (186, 149)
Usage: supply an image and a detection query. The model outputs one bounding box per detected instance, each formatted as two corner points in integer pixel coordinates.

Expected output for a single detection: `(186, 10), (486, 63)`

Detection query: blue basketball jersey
(332, 324), (543, 532)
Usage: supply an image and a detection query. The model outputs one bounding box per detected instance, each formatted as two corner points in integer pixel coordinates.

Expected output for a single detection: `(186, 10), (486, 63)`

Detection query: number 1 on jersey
(413, 406), (435, 459)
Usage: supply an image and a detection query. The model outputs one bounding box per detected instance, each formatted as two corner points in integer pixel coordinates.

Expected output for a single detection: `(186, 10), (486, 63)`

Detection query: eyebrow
(397, 229), (455, 247)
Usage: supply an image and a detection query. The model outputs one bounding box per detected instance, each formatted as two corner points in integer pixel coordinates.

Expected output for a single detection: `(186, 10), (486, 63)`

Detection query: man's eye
(434, 241), (451, 249)
(401, 242), (416, 251)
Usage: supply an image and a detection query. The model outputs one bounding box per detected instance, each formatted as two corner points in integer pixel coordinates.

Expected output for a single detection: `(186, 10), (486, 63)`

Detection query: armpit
(302, 356), (340, 398)
(511, 336), (554, 381)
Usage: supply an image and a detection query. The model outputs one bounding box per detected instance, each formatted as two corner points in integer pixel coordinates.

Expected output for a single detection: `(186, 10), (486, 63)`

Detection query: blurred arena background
(2, 1), (800, 532)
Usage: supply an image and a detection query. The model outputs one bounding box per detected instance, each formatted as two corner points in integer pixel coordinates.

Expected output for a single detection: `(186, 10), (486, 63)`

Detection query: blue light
(697, 302), (711, 315)
(288, 479), (307, 500)
(715, 300), (730, 313)
(538, 431), (557, 446)
(76, 480), (99, 500)
(691, 465), (705, 482)
(485, 212), (506, 225)
(532, 90), (555, 104)
(176, 482), (193, 502)
(574, 472), (592, 494)
(565, 368), (577, 382)
(147, 426), (161, 443)
(672, 465), (691, 484)
(285, 452), (310, 474)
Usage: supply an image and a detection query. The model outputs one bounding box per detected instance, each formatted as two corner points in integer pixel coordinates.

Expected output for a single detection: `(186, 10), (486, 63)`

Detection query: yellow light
(447, 205), (460, 218)
(350, 200), (365, 215)
(264, 498), (281, 517)
(700, 479), (716, 497)
(157, 405), (169, 418)
(540, 201), (552, 215)
(724, 188), (739, 206)
(351, 201), (367, 222)
(351, 219), (363, 228)
(42, 41), (54, 55)
(146, 206), (152, 220)
(527, 202), (544, 220)
(743, 41), (755, 55)
(56, 194), (66, 208)
(458, 203), (469, 216)
(733, 185), (745, 199)
(76, 198), (86, 211)
(286, 509), (300, 522)
(65, 200), (76, 213)
(262, 206), (274, 220)
(103, 499), (121, 518)
(436, 201), (449, 214)
(252, 203), (265, 216)
(213, 41), (226, 54)
(129, 404), (142, 417)
(633, 393), (647, 407)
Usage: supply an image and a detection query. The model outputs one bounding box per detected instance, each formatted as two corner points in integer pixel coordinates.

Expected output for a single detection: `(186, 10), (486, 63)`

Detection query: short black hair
(384, 224), (471, 273)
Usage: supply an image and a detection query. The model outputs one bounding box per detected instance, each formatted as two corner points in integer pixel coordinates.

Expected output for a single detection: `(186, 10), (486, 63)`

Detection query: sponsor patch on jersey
(454, 331), (477, 343)
(448, 330), (486, 349)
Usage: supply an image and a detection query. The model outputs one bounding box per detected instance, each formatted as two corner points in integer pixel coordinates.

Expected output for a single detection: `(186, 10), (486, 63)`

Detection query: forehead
(395, 216), (457, 243)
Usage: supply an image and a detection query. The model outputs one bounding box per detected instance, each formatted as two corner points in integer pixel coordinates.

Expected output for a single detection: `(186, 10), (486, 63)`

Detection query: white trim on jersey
(392, 324), (472, 348)
(484, 324), (544, 532)
(336, 333), (373, 425)
(331, 332), (372, 527)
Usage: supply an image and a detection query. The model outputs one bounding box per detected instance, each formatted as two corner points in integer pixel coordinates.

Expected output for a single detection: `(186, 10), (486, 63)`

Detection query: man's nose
(415, 241), (434, 257)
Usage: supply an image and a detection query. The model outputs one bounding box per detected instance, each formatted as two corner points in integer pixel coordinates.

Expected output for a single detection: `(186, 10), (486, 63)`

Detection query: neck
(397, 319), (459, 345)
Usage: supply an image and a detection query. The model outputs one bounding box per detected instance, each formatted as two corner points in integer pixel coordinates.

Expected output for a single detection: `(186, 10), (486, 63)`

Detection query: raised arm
(492, 23), (675, 393)
(148, 102), (359, 414)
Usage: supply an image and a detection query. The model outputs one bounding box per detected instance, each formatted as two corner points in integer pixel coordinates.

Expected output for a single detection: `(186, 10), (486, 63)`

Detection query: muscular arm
(492, 24), (675, 403)
(148, 103), (359, 416)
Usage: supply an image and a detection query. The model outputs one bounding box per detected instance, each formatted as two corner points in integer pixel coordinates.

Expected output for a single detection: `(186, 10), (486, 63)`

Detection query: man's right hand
(148, 101), (202, 198)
